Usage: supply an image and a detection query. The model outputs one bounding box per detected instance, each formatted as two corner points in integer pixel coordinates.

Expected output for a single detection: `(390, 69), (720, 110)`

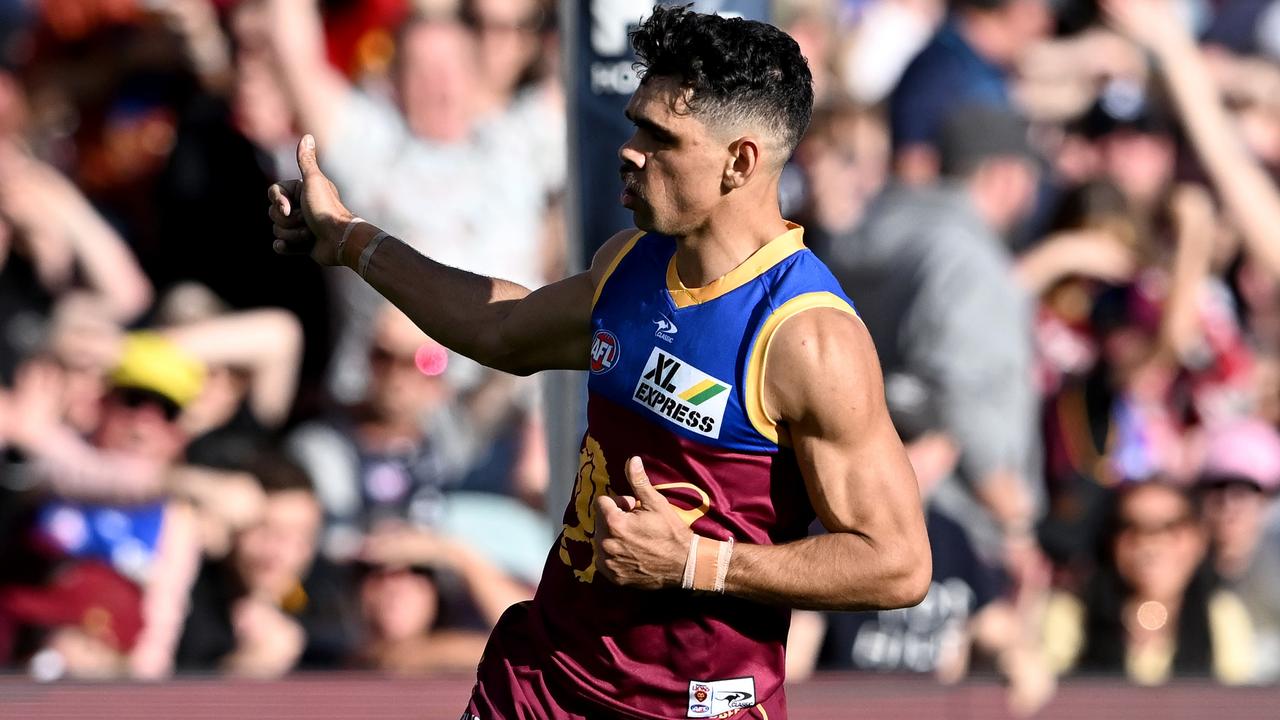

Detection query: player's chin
(625, 204), (656, 232)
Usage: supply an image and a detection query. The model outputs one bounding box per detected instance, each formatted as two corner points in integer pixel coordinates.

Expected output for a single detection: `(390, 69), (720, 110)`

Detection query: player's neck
(670, 201), (790, 289)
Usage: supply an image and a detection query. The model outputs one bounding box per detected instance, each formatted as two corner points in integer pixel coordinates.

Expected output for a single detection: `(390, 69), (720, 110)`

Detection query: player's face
(619, 76), (729, 235)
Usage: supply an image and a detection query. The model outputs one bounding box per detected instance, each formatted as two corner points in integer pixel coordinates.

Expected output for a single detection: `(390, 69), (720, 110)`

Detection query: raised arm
(1103, 0), (1280, 278)
(261, 0), (351, 148)
(161, 308), (304, 428)
(269, 135), (627, 376)
(592, 308), (931, 611)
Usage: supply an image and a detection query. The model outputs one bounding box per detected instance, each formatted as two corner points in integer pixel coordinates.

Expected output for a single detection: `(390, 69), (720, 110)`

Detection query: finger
(268, 203), (306, 229)
(624, 457), (667, 508)
(267, 183), (292, 217)
(614, 495), (638, 513)
(273, 235), (315, 256)
(272, 224), (312, 242)
(296, 134), (322, 180)
(595, 496), (626, 529)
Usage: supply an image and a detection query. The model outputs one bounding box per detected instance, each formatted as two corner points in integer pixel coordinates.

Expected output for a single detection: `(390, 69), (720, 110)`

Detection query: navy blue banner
(569, 0), (771, 265)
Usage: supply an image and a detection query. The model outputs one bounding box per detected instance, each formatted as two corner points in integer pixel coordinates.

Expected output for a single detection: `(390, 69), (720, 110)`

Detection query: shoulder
(765, 301), (879, 427)
(589, 229), (645, 288)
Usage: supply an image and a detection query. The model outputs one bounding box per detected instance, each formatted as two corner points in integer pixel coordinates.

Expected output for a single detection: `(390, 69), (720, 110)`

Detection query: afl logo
(590, 330), (620, 374)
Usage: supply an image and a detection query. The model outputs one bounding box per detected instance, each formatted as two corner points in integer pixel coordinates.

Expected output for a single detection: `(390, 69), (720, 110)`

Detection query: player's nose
(618, 138), (645, 170)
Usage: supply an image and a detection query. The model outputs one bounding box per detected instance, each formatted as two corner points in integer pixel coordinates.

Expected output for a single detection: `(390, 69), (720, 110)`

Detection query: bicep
(493, 271), (595, 374)
(490, 229), (638, 375)
(768, 310), (924, 538)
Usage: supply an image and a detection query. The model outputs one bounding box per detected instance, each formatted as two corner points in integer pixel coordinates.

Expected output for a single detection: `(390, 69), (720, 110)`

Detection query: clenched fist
(593, 457), (694, 590)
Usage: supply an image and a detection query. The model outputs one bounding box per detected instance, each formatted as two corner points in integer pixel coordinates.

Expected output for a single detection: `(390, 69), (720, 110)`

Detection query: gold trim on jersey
(744, 291), (860, 444)
(591, 230), (646, 309)
(666, 223), (806, 309)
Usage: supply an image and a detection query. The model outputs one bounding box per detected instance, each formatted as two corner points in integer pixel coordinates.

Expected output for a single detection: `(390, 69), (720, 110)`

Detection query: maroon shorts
(461, 603), (786, 720)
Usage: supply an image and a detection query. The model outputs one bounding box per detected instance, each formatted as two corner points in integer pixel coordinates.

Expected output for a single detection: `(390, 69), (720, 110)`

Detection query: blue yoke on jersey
(587, 222), (858, 453)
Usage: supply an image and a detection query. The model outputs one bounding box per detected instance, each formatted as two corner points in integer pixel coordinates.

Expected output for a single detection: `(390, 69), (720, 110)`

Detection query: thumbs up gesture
(593, 457), (695, 590)
(266, 134), (355, 266)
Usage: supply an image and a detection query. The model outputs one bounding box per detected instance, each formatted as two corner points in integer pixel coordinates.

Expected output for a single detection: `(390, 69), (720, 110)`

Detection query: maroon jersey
(519, 226), (858, 719)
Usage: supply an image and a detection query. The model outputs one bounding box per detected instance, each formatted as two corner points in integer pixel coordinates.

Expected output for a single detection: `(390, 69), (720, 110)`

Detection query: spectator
(2, 333), (205, 679)
(1041, 480), (1254, 685)
(462, 0), (555, 114)
(287, 304), (460, 561)
(176, 452), (356, 677)
(825, 105), (1042, 577)
(352, 524), (531, 673)
(791, 102), (890, 250)
(156, 293), (305, 453)
(1195, 420), (1280, 683)
(0, 560), (144, 681)
(837, 0), (944, 106)
(0, 141), (153, 382)
(890, 0), (1051, 182)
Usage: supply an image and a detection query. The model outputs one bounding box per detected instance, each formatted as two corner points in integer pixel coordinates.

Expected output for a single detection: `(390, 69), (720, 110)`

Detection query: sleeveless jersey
(527, 223), (858, 719)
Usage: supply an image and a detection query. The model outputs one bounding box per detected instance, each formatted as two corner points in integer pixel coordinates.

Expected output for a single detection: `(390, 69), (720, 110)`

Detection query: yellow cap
(109, 332), (206, 408)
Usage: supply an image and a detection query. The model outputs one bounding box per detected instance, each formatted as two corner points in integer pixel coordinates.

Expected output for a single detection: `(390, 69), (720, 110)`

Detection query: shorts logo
(459, 714), (481, 720)
(687, 677), (756, 718)
(590, 330), (620, 374)
(633, 348), (732, 439)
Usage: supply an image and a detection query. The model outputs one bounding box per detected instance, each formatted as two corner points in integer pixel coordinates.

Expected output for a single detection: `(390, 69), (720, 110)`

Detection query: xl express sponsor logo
(632, 348), (731, 439)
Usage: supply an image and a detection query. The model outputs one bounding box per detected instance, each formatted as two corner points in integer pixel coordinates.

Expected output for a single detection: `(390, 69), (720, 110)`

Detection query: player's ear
(723, 137), (760, 190)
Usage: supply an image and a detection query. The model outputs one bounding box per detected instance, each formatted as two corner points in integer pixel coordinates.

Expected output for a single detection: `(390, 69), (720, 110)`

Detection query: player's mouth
(620, 173), (643, 206)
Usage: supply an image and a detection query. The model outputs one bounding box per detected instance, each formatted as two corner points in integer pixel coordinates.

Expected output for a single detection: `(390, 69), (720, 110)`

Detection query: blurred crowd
(0, 0), (1277, 713)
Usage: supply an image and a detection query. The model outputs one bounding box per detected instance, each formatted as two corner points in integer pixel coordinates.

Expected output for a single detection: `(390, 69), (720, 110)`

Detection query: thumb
(625, 457), (667, 509)
(296, 134), (321, 179)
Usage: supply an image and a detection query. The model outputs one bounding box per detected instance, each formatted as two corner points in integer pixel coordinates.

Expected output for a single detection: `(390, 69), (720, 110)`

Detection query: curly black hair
(629, 4), (814, 161)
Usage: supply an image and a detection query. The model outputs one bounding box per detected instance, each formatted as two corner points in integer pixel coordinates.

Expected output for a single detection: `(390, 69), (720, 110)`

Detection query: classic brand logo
(590, 330), (620, 374)
(633, 348), (731, 439)
(653, 314), (678, 342)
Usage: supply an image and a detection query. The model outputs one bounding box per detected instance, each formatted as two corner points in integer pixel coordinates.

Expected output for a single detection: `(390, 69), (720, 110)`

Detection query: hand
(7, 358), (66, 450)
(267, 134), (354, 266)
(593, 457), (693, 590)
(227, 596), (305, 678)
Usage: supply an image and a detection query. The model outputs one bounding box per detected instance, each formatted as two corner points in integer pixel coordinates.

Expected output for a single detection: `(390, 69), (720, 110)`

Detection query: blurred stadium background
(2, 0), (1280, 717)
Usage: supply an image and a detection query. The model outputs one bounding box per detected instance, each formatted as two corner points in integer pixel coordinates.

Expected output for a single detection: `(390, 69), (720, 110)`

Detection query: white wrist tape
(681, 534), (700, 590)
(337, 217), (365, 263)
(713, 537), (734, 593)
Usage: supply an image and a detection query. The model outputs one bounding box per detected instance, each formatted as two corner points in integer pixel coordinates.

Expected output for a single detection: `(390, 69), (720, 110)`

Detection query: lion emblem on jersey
(559, 434), (612, 582)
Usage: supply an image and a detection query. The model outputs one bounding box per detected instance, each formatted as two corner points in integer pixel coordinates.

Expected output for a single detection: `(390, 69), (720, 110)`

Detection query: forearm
(448, 546), (532, 627)
(1160, 205), (1213, 360)
(130, 504), (201, 679)
(1014, 235), (1075, 294)
(162, 309), (303, 425)
(723, 532), (926, 611)
(54, 178), (152, 320)
(21, 425), (167, 503)
(264, 0), (347, 146)
(1151, 35), (1280, 276)
(341, 222), (536, 372)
